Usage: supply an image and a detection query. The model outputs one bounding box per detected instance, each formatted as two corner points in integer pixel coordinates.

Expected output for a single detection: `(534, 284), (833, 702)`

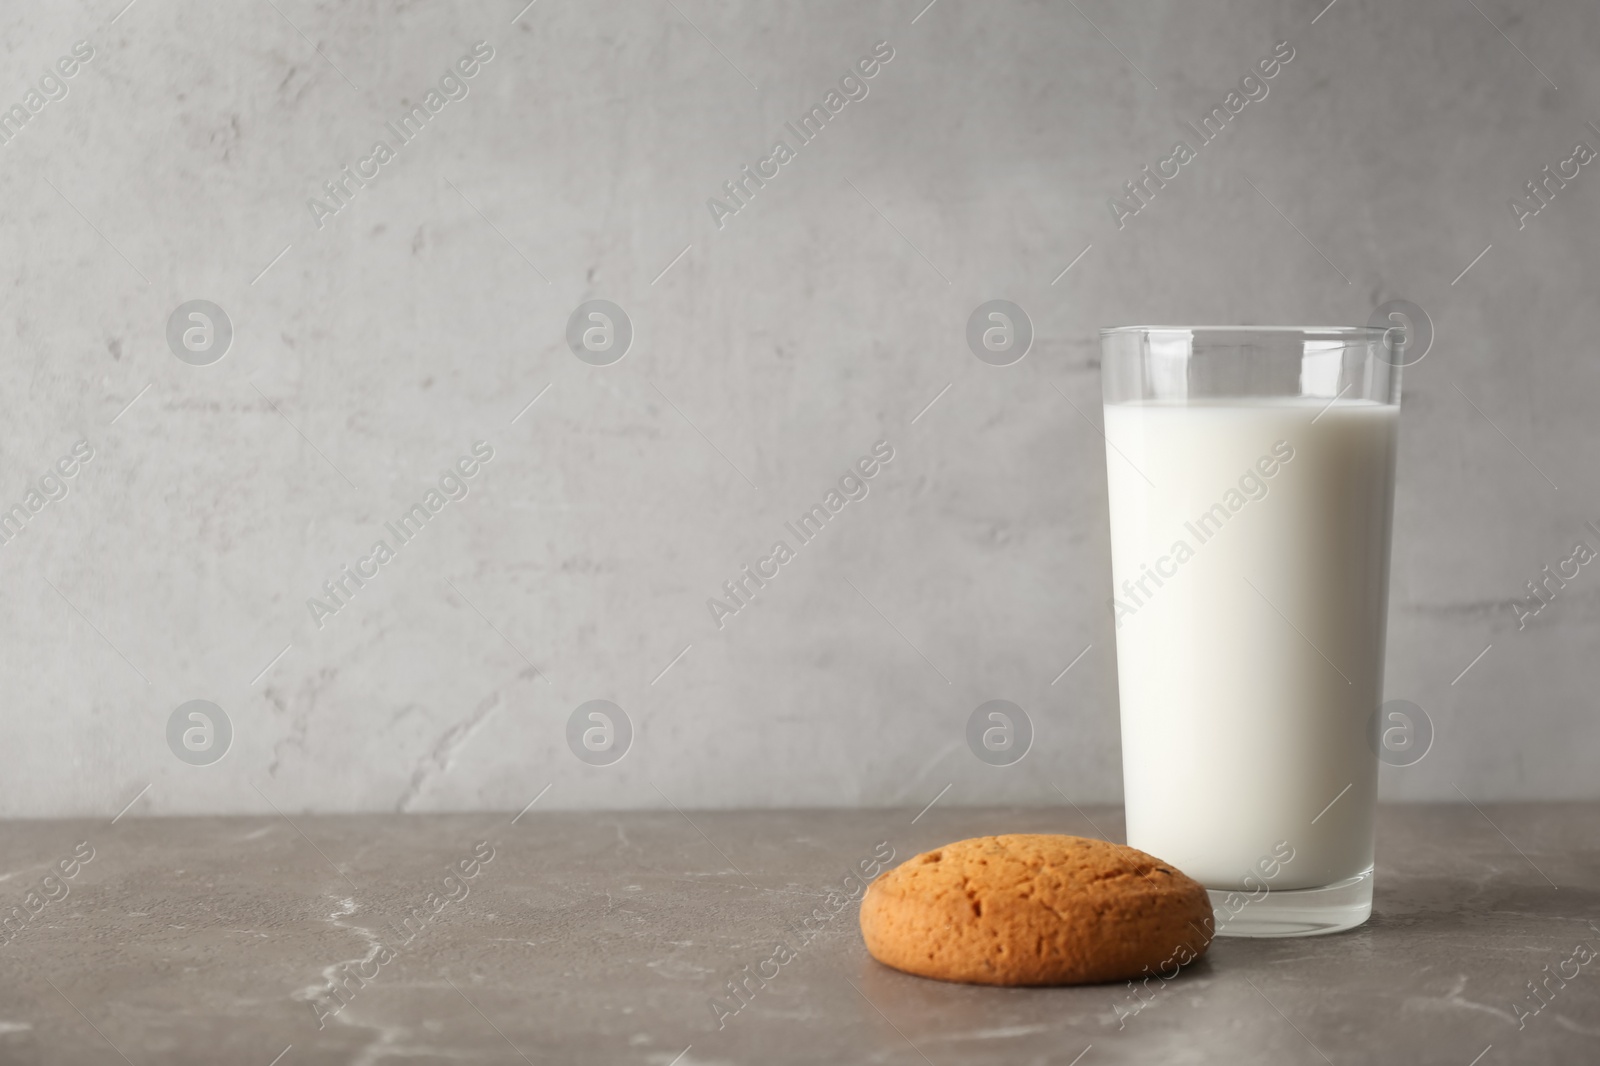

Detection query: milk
(1104, 399), (1399, 890)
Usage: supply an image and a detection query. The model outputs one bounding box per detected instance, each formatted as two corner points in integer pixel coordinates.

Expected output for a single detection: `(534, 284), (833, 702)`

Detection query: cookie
(859, 834), (1213, 985)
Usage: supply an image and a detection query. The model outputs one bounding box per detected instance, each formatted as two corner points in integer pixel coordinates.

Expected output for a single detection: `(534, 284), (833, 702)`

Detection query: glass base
(1209, 867), (1373, 938)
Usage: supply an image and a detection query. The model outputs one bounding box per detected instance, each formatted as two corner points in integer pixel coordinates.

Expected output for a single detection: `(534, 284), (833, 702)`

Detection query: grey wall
(2, 0), (1596, 817)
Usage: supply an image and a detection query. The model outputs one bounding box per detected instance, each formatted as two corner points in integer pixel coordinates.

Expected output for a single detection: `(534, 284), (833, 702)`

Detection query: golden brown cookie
(859, 834), (1213, 985)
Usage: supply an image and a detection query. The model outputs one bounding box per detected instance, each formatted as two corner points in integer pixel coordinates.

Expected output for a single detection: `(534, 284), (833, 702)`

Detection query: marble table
(0, 804), (1594, 1065)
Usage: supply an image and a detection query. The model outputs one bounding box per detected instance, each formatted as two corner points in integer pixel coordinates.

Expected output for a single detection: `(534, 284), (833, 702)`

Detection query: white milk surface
(1104, 398), (1399, 890)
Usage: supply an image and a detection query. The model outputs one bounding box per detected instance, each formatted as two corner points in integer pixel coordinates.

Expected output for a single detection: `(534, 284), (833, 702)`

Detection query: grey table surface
(0, 805), (1595, 1066)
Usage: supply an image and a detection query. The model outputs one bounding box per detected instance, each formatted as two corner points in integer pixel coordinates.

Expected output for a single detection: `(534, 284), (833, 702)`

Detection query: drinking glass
(1099, 326), (1400, 937)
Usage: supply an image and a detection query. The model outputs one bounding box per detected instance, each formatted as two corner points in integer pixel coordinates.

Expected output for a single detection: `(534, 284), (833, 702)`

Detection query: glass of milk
(1100, 326), (1401, 937)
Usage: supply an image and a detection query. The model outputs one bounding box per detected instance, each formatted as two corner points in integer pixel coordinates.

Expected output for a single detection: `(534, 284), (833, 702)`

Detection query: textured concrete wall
(1, 0), (1596, 816)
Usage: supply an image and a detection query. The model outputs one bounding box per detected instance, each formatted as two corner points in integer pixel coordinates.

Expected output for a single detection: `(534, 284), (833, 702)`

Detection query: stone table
(0, 804), (1595, 1065)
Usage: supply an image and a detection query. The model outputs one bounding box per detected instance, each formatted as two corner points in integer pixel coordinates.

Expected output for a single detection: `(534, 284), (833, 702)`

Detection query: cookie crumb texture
(859, 834), (1214, 985)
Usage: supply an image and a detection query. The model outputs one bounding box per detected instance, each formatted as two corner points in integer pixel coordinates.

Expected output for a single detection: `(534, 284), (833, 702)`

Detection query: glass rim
(1100, 325), (1389, 337)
